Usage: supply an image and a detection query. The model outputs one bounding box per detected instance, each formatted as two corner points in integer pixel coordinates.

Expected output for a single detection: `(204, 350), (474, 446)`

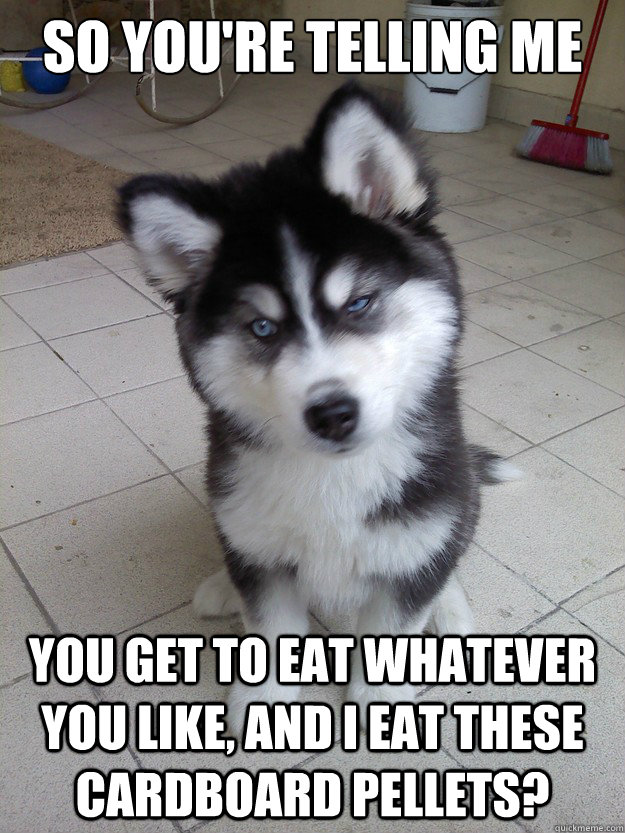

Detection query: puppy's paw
(346, 679), (416, 719)
(227, 679), (302, 738)
(429, 575), (474, 636)
(193, 568), (240, 619)
(430, 602), (474, 636)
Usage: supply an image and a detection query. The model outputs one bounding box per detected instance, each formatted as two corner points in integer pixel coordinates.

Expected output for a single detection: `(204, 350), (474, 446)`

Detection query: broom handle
(566, 0), (609, 126)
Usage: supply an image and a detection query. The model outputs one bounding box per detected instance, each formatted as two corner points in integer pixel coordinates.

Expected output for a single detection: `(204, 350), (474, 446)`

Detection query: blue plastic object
(22, 47), (71, 95)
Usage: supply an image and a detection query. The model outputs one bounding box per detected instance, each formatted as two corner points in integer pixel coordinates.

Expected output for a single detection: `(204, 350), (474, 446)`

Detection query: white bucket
(403, 2), (503, 133)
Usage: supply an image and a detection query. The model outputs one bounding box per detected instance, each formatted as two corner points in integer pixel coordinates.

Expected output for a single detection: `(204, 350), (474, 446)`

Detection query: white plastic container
(403, 2), (503, 133)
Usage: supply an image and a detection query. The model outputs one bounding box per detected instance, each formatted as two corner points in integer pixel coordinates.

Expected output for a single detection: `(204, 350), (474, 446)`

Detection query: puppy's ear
(117, 175), (222, 304)
(306, 83), (434, 221)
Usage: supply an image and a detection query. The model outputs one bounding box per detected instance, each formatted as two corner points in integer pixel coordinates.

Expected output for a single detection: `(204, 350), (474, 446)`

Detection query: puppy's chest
(216, 448), (383, 557)
(213, 445), (447, 595)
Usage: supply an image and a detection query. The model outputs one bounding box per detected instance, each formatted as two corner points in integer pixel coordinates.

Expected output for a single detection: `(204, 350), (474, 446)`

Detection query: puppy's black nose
(305, 396), (359, 442)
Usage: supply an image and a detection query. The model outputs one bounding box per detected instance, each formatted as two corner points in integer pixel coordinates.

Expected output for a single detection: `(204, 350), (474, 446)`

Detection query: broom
(516, 0), (612, 174)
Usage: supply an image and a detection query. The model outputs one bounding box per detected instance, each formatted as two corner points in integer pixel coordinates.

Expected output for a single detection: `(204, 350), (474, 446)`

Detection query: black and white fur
(118, 84), (518, 733)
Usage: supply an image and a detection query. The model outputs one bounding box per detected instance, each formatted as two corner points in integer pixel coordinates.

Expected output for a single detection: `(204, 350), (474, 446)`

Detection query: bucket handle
(409, 22), (504, 93)
(411, 73), (483, 94)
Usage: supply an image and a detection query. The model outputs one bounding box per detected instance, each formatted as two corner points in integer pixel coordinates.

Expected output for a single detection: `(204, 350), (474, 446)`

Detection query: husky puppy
(118, 83), (517, 732)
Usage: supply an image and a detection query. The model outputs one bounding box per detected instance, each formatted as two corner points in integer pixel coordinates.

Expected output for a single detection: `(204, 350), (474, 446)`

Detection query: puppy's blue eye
(346, 296), (371, 314)
(250, 318), (278, 338)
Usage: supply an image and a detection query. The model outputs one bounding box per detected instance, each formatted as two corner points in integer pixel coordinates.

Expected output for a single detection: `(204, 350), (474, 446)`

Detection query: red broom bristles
(516, 120), (613, 174)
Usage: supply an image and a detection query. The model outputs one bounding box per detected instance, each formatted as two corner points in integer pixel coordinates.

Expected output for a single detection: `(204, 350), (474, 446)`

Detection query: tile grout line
(562, 609), (625, 658)
(538, 443), (625, 500)
(0, 452), (210, 533)
(475, 543), (625, 658)
(1, 396), (100, 430)
(525, 343), (625, 399)
(57, 106), (267, 162)
(115, 600), (199, 637)
(458, 345), (525, 374)
(450, 183), (623, 218)
(0, 672), (30, 692)
(90, 260), (177, 320)
(475, 524), (625, 637)
(0, 271), (110, 295)
(463, 276), (511, 294)
(445, 203), (568, 235)
(0, 373), (189, 430)
(2, 291), (213, 526)
(518, 607), (565, 634)
(95, 92), (305, 143)
(1, 308), (164, 347)
(0, 299), (184, 421)
(452, 245), (583, 282)
(0, 264), (114, 298)
(462, 403), (533, 449)
(467, 272), (612, 316)
(0, 538), (60, 635)
(1, 268), (116, 296)
(451, 154), (625, 201)
(480, 425), (625, 498)
(68, 94), (298, 167)
(533, 403), (624, 448)
(0, 296), (41, 350)
(513, 226), (624, 260)
(2, 269), (217, 520)
(524, 312), (622, 342)
(523, 348), (625, 404)
(0, 340), (42, 355)
(2, 255), (171, 327)
(0, 473), (171, 534)
(463, 391), (625, 455)
(87, 258), (171, 311)
(472, 542), (561, 610)
(464, 301), (612, 353)
(49, 312), (184, 357)
(557, 562), (625, 609)
(514, 279), (625, 320)
(169, 470), (215, 515)
(4, 333), (211, 530)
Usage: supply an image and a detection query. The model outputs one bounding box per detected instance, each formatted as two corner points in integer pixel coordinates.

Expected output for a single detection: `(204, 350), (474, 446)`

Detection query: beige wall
(285, 0), (404, 41)
(3, 0), (63, 50)
(496, 0), (624, 111)
(285, 0), (624, 113)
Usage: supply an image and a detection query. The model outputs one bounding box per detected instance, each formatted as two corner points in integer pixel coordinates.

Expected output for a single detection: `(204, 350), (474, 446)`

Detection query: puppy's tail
(470, 445), (522, 485)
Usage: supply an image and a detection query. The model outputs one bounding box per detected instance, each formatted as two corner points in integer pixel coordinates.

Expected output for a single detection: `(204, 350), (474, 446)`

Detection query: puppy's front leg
(225, 562), (308, 737)
(348, 587), (432, 713)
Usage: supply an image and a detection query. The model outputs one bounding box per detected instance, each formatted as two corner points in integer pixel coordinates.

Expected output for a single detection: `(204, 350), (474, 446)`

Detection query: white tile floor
(1, 69), (624, 833)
